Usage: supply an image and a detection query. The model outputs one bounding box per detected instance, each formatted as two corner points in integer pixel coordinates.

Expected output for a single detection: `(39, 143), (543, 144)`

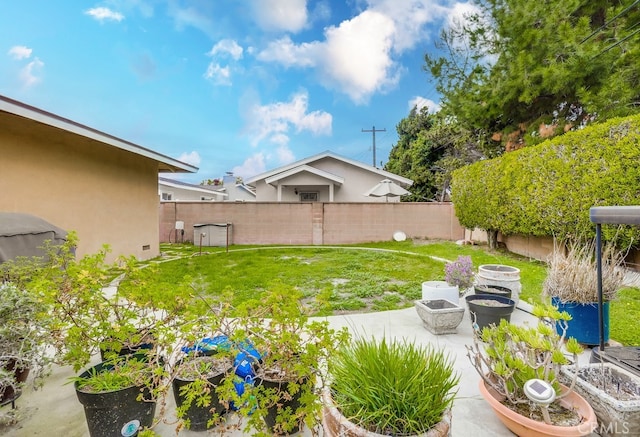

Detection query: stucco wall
(0, 112), (160, 261)
(159, 201), (465, 245)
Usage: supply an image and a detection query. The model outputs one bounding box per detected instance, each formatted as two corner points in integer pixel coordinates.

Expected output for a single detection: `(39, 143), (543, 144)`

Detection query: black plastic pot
(0, 359), (30, 408)
(172, 355), (231, 431)
(256, 376), (305, 436)
(474, 284), (512, 299)
(75, 360), (158, 437)
(465, 294), (516, 331)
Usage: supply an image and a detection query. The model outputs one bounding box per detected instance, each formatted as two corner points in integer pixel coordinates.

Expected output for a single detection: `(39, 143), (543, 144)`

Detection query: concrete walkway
(0, 301), (598, 436)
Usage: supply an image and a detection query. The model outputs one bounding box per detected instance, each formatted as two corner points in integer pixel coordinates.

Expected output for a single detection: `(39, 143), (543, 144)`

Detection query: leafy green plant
(329, 336), (459, 435)
(71, 355), (163, 394)
(210, 281), (351, 436)
(466, 304), (583, 424)
(452, 114), (640, 248)
(0, 281), (53, 393)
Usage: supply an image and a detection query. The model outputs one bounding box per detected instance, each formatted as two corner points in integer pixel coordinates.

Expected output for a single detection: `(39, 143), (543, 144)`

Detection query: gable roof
(159, 177), (227, 196)
(245, 150), (412, 186)
(265, 164), (345, 186)
(0, 95), (197, 174)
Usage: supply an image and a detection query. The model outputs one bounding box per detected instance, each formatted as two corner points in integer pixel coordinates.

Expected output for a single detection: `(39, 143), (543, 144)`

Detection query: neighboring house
(0, 95), (197, 261)
(245, 151), (413, 202)
(216, 173), (256, 202)
(159, 177), (228, 201)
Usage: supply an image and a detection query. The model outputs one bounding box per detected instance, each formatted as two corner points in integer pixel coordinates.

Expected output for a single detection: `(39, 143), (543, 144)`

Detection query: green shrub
(452, 114), (640, 247)
(329, 336), (459, 435)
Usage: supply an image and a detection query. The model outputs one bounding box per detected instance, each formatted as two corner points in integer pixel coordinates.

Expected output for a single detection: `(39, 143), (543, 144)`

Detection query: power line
(593, 25), (640, 58)
(361, 126), (386, 167)
(581, 0), (640, 44)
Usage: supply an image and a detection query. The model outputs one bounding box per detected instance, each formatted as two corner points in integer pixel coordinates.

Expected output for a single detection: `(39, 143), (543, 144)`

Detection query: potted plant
(422, 255), (475, 303)
(323, 336), (459, 436)
(0, 281), (52, 408)
(467, 304), (597, 436)
(19, 233), (188, 436)
(465, 293), (515, 332)
(417, 255), (472, 332)
(219, 281), (351, 436)
(445, 255), (475, 295)
(170, 345), (234, 432)
(473, 284), (512, 298)
(476, 264), (522, 304)
(560, 361), (640, 436)
(543, 239), (625, 345)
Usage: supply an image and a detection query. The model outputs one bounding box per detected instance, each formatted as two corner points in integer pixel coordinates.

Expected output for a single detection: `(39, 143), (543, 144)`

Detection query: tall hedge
(451, 115), (640, 247)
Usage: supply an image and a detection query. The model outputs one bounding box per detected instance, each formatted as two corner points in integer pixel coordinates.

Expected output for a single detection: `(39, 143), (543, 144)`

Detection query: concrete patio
(1, 300), (599, 437)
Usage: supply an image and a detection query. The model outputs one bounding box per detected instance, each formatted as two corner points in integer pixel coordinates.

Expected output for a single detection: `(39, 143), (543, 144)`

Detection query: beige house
(245, 151), (413, 202)
(0, 95), (197, 261)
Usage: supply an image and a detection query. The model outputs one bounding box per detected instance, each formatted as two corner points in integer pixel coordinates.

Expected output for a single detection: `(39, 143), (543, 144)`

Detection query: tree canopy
(386, 0), (640, 200)
(426, 0), (640, 147)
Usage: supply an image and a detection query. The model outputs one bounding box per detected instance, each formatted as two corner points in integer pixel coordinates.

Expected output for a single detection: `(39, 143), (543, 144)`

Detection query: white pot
(421, 281), (459, 304)
(476, 264), (521, 305)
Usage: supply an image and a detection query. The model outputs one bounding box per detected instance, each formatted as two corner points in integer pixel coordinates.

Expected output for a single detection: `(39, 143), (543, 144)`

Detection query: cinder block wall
(159, 202), (466, 246)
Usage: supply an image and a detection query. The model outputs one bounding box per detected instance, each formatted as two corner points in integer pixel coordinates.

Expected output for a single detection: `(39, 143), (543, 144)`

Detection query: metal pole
(596, 223), (605, 352)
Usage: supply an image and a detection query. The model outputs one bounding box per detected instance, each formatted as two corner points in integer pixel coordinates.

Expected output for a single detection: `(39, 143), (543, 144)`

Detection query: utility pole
(362, 126), (385, 167)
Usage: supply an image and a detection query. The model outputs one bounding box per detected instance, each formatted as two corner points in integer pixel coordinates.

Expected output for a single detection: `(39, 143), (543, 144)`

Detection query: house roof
(264, 164), (344, 186)
(0, 95), (198, 174)
(245, 150), (413, 186)
(159, 177), (227, 196)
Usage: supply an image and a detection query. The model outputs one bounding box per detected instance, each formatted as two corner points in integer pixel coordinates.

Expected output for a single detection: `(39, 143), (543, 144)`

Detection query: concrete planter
(560, 363), (640, 436)
(414, 299), (465, 335)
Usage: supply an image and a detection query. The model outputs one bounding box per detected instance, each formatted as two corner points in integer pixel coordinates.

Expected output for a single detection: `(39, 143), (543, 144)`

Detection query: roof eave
(0, 95), (198, 174)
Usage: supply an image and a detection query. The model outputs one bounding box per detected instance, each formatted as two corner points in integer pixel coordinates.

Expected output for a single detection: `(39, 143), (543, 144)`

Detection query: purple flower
(445, 255), (474, 289)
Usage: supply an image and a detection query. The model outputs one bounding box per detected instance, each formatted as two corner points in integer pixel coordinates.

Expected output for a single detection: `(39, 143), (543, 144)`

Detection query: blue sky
(1, 1), (474, 183)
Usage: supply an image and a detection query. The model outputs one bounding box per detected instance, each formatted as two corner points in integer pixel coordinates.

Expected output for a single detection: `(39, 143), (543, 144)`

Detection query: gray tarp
(0, 213), (67, 263)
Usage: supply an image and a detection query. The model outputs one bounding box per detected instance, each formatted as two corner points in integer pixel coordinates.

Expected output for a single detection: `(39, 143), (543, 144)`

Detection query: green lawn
(151, 240), (639, 346)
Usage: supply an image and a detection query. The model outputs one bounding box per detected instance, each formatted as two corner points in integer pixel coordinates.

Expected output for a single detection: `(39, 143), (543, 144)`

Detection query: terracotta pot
(322, 389), (451, 436)
(478, 379), (597, 437)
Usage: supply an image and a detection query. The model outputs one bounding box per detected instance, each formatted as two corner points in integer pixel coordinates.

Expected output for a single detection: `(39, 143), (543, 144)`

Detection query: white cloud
(208, 39), (243, 60)
(177, 151), (201, 167)
(8, 45), (32, 60)
(320, 10), (398, 104)
(366, 0), (448, 51)
(232, 152), (266, 179)
(408, 96), (440, 113)
(19, 58), (44, 88)
(245, 91), (332, 146)
(250, 0), (308, 33)
(276, 144), (295, 164)
(168, 3), (214, 37)
(254, 1), (456, 103)
(257, 36), (319, 68)
(85, 7), (125, 22)
(203, 63), (232, 86)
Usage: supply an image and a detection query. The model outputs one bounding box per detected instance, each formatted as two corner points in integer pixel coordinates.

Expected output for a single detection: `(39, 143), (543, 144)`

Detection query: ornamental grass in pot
(543, 239), (625, 345)
(324, 336), (459, 436)
(467, 304), (597, 436)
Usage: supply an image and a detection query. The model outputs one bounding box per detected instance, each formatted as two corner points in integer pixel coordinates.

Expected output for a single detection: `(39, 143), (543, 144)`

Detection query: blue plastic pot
(551, 297), (609, 346)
